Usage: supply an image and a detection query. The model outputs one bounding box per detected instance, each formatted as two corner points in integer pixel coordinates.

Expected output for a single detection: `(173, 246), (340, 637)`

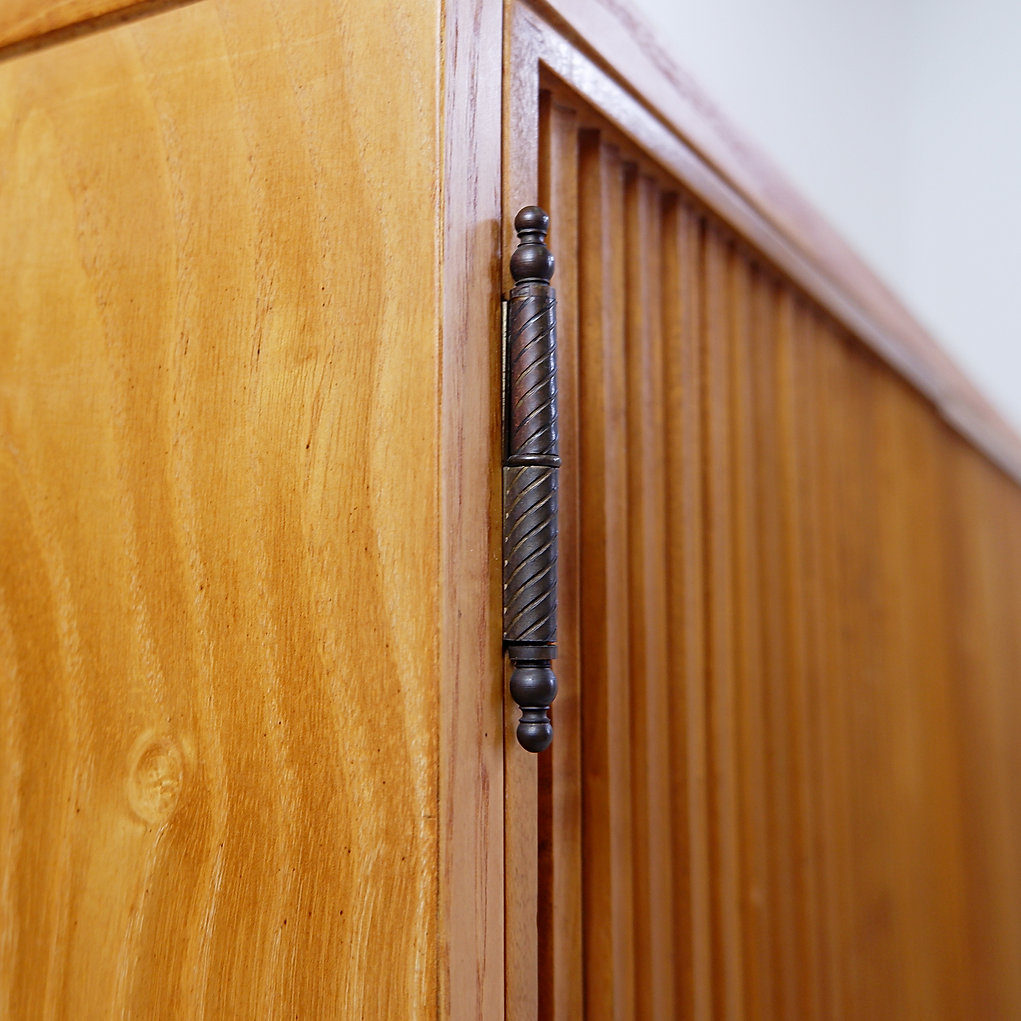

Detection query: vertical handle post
(503, 206), (559, 752)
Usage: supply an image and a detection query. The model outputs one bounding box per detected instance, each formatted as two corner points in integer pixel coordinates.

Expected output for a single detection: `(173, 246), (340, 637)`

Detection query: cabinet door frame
(439, 1), (506, 1019)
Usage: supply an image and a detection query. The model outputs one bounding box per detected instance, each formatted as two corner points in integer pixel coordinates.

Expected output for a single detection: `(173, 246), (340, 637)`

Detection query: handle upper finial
(510, 206), (555, 284)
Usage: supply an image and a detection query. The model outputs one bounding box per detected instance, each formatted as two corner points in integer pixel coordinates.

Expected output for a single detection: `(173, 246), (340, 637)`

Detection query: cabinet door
(508, 5), (1021, 1020)
(0, 2), (443, 1016)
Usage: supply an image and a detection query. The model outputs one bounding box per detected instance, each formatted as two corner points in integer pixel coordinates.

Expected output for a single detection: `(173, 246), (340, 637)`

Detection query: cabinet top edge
(522, 0), (1021, 485)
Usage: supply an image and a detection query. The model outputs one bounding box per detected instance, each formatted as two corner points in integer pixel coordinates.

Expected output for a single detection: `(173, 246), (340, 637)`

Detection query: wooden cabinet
(1, 1), (1019, 1018)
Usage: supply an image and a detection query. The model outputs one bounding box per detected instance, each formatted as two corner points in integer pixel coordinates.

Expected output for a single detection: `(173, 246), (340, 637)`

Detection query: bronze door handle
(503, 207), (559, 752)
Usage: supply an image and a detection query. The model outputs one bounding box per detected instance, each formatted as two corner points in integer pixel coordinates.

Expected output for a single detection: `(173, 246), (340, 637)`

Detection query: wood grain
(700, 228), (746, 1021)
(777, 296), (825, 1021)
(623, 169), (675, 1021)
(750, 282), (802, 1020)
(439, 0), (505, 1018)
(577, 133), (635, 1021)
(0, 1), (442, 1016)
(728, 257), (773, 1021)
(537, 91), (584, 1021)
(503, 11), (541, 1018)
(661, 196), (713, 1021)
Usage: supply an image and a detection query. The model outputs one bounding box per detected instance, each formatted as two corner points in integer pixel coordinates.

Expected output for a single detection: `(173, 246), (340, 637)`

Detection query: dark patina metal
(503, 206), (559, 752)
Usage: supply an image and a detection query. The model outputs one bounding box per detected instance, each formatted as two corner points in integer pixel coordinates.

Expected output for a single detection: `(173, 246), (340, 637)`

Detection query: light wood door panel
(0, 1), (441, 1016)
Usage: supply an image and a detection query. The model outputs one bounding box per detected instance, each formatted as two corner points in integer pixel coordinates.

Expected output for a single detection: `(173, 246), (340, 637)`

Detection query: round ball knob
(509, 662), (557, 708)
(516, 711), (554, 753)
(510, 662), (556, 753)
(510, 205), (555, 284)
(514, 206), (549, 236)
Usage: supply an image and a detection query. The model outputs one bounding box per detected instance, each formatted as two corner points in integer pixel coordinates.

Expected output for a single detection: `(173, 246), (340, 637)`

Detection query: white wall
(630, 0), (1021, 433)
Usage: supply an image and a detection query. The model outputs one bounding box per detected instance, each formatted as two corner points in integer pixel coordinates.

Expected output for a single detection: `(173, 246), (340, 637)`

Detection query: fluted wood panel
(537, 80), (1021, 1020)
(537, 92), (585, 1021)
(0, 2), (441, 1016)
(576, 131), (636, 1021)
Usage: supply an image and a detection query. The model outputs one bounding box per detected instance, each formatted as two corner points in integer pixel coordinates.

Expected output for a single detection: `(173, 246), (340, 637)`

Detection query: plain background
(631, 0), (1021, 434)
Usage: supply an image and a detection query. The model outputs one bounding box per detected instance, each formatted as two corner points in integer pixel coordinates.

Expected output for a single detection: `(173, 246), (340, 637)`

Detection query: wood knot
(127, 732), (184, 826)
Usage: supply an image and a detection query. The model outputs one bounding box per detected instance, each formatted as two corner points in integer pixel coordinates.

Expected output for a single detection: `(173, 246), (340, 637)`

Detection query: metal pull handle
(503, 207), (559, 752)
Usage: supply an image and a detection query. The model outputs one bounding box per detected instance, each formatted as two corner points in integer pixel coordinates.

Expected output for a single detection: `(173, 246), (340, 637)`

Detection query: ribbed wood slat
(623, 171), (675, 1021)
(701, 230), (747, 1021)
(577, 134), (636, 1021)
(810, 323), (859, 1020)
(750, 279), (801, 1021)
(537, 91), (584, 1021)
(661, 197), (714, 1021)
(780, 296), (827, 1021)
(729, 259), (773, 1021)
(536, 78), (1021, 1020)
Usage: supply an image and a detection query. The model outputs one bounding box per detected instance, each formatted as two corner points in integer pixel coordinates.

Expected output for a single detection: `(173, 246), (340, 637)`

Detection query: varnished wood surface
(0, 1), (444, 1016)
(623, 170), (674, 1021)
(528, 45), (1021, 1021)
(528, 0), (1021, 486)
(503, 16), (541, 1019)
(439, 0), (505, 1017)
(660, 196), (713, 1021)
(537, 90), (584, 1021)
(577, 132), (636, 1021)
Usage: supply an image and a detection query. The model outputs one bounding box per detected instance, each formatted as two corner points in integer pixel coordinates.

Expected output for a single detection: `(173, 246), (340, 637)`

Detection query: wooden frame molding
(439, 2), (505, 1018)
(524, 0), (1021, 485)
